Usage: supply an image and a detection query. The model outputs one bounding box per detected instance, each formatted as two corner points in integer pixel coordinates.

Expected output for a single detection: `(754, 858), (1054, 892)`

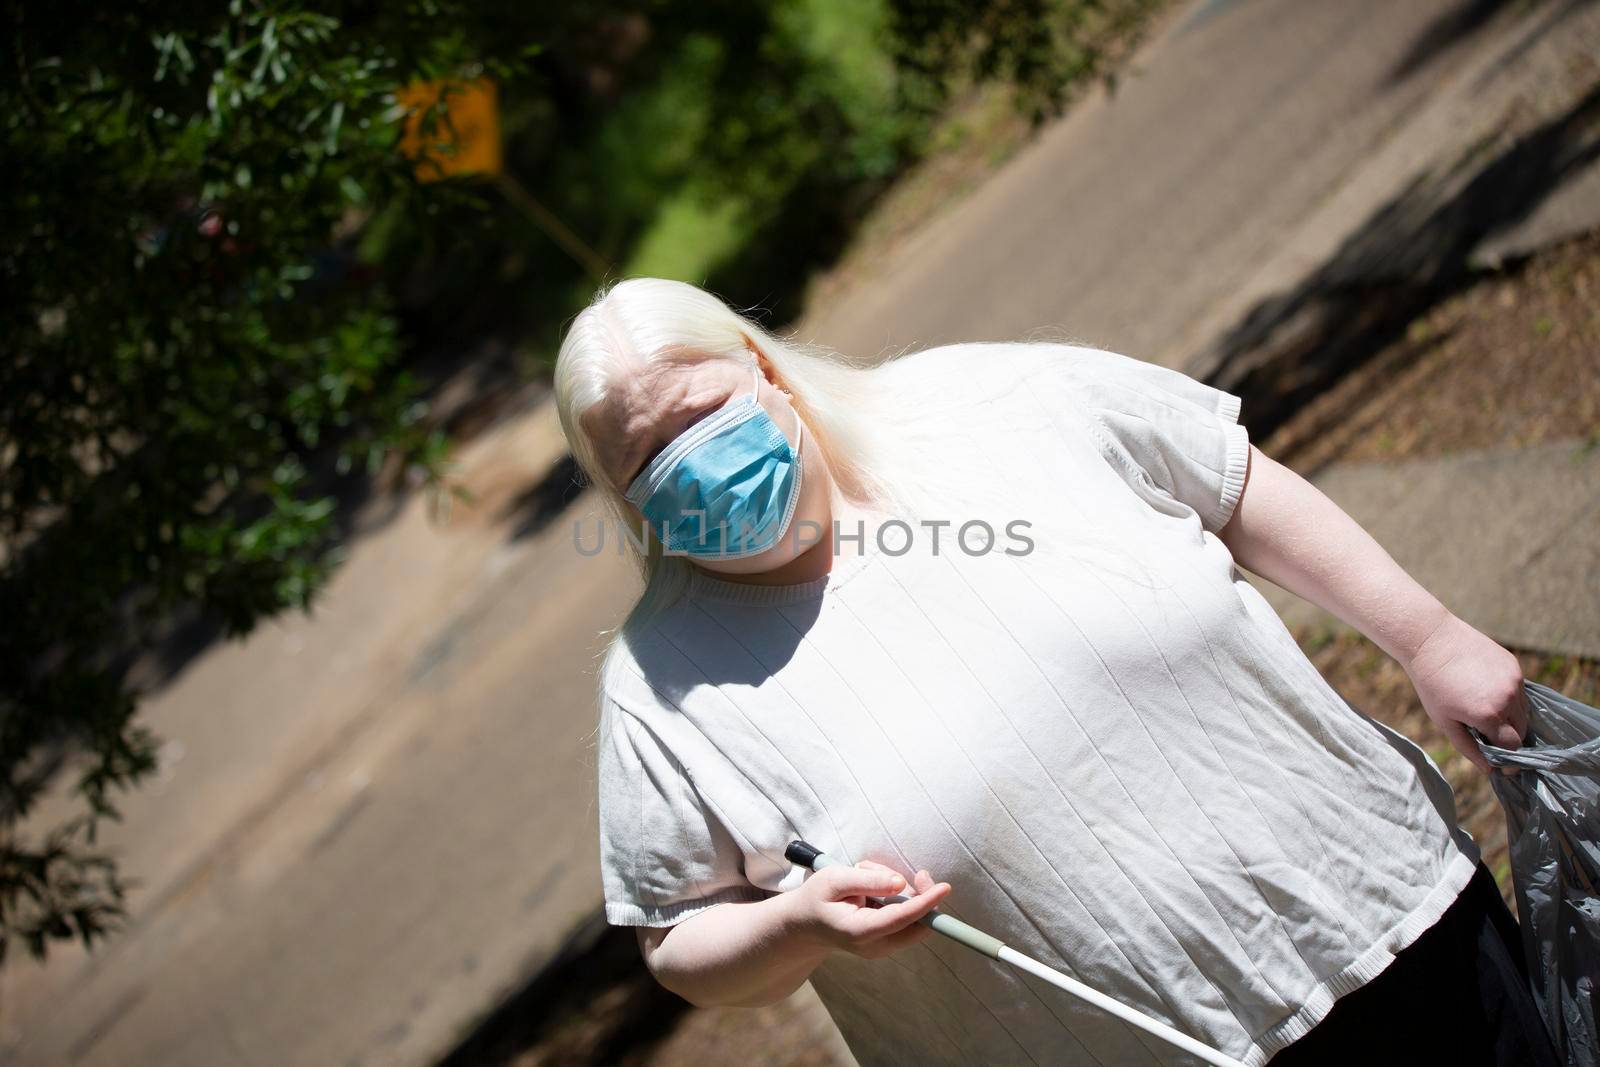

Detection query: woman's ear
(744, 334), (791, 396)
(743, 333), (768, 373)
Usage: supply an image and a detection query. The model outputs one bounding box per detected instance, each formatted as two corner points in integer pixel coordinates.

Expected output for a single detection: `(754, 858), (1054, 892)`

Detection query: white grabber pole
(785, 840), (1248, 1067)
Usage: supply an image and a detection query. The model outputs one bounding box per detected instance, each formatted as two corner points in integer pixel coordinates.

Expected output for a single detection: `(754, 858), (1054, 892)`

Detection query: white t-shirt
(593, 342), (1481, 1067)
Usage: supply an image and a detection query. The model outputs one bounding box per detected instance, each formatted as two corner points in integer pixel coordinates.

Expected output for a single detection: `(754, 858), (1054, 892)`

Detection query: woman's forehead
(600, 353), (734, 424)
(582, 354), (744, 479)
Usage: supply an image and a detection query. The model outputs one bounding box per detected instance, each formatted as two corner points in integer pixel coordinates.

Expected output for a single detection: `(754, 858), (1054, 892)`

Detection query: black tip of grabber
(785, 839), (824, 870)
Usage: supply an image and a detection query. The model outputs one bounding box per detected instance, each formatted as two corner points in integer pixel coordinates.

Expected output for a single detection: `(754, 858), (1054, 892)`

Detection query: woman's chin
(687, 525), (834, 583)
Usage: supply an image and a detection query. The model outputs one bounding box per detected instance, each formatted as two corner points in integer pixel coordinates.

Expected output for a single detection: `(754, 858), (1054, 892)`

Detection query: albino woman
(554, 278), (1560, 1066)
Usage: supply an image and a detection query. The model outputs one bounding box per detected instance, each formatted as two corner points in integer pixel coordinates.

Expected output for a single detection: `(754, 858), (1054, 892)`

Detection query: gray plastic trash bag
(1474, 679), (1600, 1067)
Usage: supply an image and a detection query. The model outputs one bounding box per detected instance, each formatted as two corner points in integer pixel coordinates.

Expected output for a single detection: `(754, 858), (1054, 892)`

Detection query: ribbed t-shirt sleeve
(1057, 346), (1252, 534)
(596, 690), (772, 927)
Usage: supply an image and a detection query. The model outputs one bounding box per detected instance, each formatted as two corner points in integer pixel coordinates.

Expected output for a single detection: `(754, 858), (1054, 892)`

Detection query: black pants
(1268, 862), (1562, 1067)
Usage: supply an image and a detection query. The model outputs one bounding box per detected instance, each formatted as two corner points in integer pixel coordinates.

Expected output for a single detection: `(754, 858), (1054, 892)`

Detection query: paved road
(1, 412), (643, 1065)
(799, 0), (1600, 373)
(5, 1), (1595, 1064)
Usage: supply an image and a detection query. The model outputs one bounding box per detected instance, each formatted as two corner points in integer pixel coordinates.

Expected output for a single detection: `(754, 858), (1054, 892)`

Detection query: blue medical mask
(624, 365), (804, 559)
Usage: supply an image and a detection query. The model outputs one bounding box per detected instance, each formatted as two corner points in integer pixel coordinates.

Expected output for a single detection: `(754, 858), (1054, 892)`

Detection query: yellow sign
(397, 77), (502, 181)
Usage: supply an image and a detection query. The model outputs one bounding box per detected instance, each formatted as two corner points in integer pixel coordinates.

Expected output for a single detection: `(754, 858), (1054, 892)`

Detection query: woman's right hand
(782, 858), (952, 961)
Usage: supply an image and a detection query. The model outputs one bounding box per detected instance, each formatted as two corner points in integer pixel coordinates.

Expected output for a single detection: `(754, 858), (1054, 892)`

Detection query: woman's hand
(1403, 612), (1531, 776)
(782, 858), (951, 961)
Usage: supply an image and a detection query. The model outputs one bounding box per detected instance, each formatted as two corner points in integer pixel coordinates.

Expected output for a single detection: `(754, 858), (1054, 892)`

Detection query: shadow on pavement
(1465, 0), (1598, 93)
(502, 453), (588, 543)
(437, 914), (689, 1067)
(1190, 78), (1600, 443)
(1382, 0), (1520, 89)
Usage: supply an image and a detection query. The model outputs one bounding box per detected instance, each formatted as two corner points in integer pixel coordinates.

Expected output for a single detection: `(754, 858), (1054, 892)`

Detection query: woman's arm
(1216, 444), (1529, 774)
(637, 893), (832, 1008)
(638, 862), (949, 1008)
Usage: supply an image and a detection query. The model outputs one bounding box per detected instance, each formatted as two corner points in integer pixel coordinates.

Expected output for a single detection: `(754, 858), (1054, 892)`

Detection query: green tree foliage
(477, 0), (1158, 336)
(886, 0), (1161, 126)
(1, 0), (1153, 967)
(0, 0), (561, 965)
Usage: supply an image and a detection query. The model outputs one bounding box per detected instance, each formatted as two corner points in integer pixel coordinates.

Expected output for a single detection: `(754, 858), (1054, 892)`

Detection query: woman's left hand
(1404, 612), (1531, 777)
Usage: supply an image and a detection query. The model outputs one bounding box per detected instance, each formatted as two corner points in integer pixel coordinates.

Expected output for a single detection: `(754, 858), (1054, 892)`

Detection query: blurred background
(2, 0), (1597, 1063)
